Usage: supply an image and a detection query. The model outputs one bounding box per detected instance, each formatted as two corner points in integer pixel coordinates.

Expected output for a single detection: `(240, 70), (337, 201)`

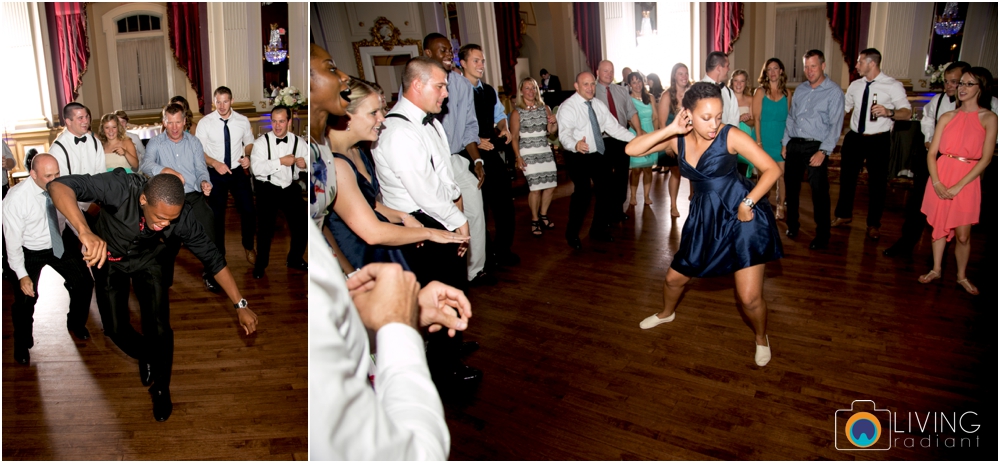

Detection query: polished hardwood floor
(2, 208), (307, 460)
(445, 169), (994, 460)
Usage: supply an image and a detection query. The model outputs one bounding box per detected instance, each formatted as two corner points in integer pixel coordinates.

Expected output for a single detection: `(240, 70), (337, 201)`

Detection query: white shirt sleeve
(921, 94), (940, 143)
(557, 100), (585, 151)
(595, 99), (636, 143)
(308, 222), (450, 460)
(250, 135), (283, 179)
(3, 197), (28, 279)
(844, 80), (858, 114)
(886, 80), (911, 111)
(379, 126), (466, 231)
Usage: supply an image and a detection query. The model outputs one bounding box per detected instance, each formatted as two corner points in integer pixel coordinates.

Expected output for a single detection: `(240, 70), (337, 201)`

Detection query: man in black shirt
(49, 170), (258, 422)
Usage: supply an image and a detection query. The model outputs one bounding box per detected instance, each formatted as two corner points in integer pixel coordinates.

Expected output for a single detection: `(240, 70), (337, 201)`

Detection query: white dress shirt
(50, 129), (105, 216)
(251, 131), (306, 188)
(2, 179), (65, 279)
(127, 132), (145, 161)
(195, 110), (255, 169)
(308, 221), (449, 460)
(701, 75), (741, 127)
(921, 94), (998, 143)
(845, 72), (911, 134)
(372, 96), (467, 232)
(556, 92), (636, 154)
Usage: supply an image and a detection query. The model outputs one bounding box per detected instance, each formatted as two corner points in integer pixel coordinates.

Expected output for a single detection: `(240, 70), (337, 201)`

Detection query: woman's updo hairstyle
(682, 82), (722, 111)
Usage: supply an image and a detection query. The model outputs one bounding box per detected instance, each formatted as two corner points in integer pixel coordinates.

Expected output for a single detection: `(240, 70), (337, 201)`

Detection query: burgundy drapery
(827, 3), (869, 81)
(494, 3), (522, 97)
(706, 2), (744, 54)
(573, 2), (602, 74)
(45, 2), (91, 118)
(167, 3), (207, 113)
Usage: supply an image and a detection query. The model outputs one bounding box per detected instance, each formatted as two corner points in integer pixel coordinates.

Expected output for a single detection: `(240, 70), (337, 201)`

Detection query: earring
(346, 122), (351, 131)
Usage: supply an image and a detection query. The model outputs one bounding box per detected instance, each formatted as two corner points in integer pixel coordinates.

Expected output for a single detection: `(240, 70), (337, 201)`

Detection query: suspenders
(384, 113), (436, 169)
(52, 136), (96, 175)
(263, 133), (298, 183)
(935, 93), (946, 121)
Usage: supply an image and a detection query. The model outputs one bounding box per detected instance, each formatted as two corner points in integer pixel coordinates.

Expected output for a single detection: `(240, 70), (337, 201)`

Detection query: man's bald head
(574, 72), (597, 100)
(29, 153), (59, 189)
(576, 71), (595, 84)
(597, 60), (615, 85)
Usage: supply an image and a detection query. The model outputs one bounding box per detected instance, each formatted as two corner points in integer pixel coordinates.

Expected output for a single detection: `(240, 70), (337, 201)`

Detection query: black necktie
(275, 136), (288, 145)
(857, 80), (873, 134)
(222, 118), (231, 167)
(74, 136), (87, 145)
(422, 114), (435, 125)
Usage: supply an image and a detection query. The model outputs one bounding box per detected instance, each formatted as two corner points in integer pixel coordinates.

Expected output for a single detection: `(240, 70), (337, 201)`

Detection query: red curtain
(706, 2), (744, 54)
(167, 3), (207, 113)
(573, 2), (602, 74)
(827, 2), (869, 81)
(45, 2), (91, 118)
(494, 3), (522, 97)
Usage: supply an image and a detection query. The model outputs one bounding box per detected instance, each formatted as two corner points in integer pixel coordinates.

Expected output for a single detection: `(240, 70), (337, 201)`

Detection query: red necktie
(606, 86), (619, 121)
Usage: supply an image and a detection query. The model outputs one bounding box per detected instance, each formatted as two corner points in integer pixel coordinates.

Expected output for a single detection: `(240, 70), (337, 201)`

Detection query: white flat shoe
(754, 335), (771, 367)
(639, 312), (676, 329)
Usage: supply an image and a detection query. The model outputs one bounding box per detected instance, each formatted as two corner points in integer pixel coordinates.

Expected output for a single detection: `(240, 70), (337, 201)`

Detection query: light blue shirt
(782, 75), (846, 154)
(438, 71), (480, 155)
(140, 131), (212, 194)
(472, 80), (508, 125)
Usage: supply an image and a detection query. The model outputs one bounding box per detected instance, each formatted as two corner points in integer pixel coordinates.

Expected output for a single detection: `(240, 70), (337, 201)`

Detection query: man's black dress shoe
(495, 251), (520, 267)
(68, 324), (90, 340)
(566, 237), (583, 250)
(286, 260), (308, 271)
(620, 212), (629, 222)
(203, 273), (221, 293)
(882, 244), (911, 258)
(252, 268), (265, 279)
(151, 389), (172, 422)
(14, 346), (29, 365)
(809, 237), (829, 250)
(469, 271), (497, 287)
(590, 232), (614, 242)
(785, 229), (798, 239)
(139, 360), (153, 386)
(460, 341), (480, 357)
(451, 365), (482, 383)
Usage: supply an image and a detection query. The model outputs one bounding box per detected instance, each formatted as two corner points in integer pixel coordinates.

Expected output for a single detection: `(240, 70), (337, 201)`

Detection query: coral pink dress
(920, 110), (986, 241)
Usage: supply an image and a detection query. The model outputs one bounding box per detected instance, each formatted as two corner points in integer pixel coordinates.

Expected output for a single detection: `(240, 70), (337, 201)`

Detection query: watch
(889, 109), (896, 118)
(741, 197), (755, 209)
(820, 149), (829, 156)
(233, 298), (248, 310)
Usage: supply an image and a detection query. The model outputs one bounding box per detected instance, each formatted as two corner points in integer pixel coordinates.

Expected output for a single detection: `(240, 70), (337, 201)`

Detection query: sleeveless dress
(105, 151), (133, 172)
(630, 97), (659, 168)
(920, 110), (985, 241)
(672, 125), (783, 278)
(515, 106), (558, 191)
(325, 147), (410, 270)
(759, 94), (788, 163)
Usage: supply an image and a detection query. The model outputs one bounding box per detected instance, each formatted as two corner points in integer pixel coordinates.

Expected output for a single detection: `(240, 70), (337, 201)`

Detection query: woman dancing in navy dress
(626, 83), (783, 366)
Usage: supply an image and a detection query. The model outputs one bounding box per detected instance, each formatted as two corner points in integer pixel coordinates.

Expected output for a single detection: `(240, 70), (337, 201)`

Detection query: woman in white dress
(511, 77), (559, 236)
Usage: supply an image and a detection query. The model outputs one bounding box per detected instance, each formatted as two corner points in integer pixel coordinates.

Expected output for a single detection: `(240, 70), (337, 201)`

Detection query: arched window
(102, 5), (174, 113)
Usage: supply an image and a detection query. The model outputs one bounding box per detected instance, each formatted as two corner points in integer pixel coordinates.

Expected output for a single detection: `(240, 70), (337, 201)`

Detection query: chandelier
(264, 23), (287, 64)
(933, 2), (963, 38)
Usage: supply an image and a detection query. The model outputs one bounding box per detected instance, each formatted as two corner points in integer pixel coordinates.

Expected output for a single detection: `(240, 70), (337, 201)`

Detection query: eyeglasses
(958, 82), (979, 88)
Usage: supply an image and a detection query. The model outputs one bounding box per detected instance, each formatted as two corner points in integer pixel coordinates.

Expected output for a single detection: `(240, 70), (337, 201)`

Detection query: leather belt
(853, 130), (889, 137)
(944, 154), (978, 163)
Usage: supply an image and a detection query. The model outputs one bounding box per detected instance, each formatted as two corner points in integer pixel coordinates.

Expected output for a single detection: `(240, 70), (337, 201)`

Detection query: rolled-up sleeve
(139, 137), (166, 177)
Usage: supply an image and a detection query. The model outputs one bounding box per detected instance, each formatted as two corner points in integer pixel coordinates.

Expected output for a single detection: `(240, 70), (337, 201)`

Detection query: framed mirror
(352, 17), (422, 104)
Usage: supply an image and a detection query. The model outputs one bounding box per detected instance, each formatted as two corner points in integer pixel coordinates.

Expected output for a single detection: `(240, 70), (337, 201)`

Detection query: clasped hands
(932, 180), (961, 200)
(347, 263), (472, 337)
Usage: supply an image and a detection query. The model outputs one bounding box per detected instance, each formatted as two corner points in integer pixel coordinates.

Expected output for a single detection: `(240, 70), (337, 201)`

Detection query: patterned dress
(516, 105), (557, 191)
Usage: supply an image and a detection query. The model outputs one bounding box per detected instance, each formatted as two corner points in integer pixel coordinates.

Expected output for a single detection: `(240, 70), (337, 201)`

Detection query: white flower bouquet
(925, 62), (951, 88)
(274, 86), (306, 108)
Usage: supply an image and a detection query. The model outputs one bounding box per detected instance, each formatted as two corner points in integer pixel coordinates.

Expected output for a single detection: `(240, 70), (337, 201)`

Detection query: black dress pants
(254, 180), (307, 271)
(402, 212), (467, 379)
(479, 147), (516, 259)
(565, 150), (614, 240)
(890, 144), (931, 252)
(92, 260), (173, 392)
(835, 131), (891, 227)
(161, 191), (216, 286)
(784, 138), (831, 238)
(208, 168), (256, 255)
(11, 248), (93, 350)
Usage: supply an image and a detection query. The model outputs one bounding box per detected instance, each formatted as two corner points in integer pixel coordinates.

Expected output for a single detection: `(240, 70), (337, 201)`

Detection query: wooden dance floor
(2, 208), (307, 460)
(446, 171), (993, 460)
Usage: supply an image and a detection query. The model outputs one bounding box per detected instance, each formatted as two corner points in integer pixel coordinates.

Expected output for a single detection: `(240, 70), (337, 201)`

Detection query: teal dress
(735, 106), (757, 178)
(629, 97), (659, 168)
(759, 94), (788, 163)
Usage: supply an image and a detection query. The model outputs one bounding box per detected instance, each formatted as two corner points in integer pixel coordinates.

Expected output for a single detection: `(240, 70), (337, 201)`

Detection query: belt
(789, 137), (819, 143)
(944, 154), (978, 163)
(852, 130), (889, 137)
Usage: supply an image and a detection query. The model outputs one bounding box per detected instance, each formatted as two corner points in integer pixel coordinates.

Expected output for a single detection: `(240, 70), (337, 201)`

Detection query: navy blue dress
(672, 125), (783, 278)
(325, 148), (410, 271)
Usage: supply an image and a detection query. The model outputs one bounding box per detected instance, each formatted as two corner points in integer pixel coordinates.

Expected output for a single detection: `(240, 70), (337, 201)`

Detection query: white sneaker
(754, 335), (771, 367)
(639, 312), (676, 329)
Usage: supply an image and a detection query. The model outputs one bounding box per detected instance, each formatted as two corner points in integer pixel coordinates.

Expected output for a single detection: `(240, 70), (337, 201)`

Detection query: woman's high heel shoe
(775, 205), (785, 220)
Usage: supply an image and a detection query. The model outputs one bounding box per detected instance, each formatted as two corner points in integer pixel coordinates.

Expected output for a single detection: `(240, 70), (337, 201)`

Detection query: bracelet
(933, 181), (942, 186)
(474, 158), (484, 165)
(346, 269), (360, 279)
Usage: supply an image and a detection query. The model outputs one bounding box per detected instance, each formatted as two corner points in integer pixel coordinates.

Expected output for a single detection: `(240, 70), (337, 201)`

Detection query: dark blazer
(541, 75), (562, 93)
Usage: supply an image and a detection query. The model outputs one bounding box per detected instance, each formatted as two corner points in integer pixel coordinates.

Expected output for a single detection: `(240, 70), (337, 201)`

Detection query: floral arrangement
(274, 86), (306, 108)
(925, 62), (951, 87)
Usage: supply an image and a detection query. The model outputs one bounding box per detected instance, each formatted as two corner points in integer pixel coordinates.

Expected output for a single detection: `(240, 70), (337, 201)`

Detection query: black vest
(473, 82), (498, 139)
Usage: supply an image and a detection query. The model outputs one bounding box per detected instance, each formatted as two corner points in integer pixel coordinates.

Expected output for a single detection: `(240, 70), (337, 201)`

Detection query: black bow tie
(422, 114), (436, 125)
(275, 136), (288, 144)
(948, 95), (956, 104)
(717, 82), (726, 89)
(74, 136), (87, 145)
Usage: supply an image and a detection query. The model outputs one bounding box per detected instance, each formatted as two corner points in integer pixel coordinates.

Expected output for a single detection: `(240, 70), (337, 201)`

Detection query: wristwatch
(820, 149), (830, 156)
(741, 197), (755, 209)
(233, 298), (248, 310)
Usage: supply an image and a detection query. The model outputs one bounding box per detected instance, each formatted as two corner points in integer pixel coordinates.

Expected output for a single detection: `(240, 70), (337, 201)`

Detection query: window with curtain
(114, 14), (169, 111)
(774, 7), (827, 83)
